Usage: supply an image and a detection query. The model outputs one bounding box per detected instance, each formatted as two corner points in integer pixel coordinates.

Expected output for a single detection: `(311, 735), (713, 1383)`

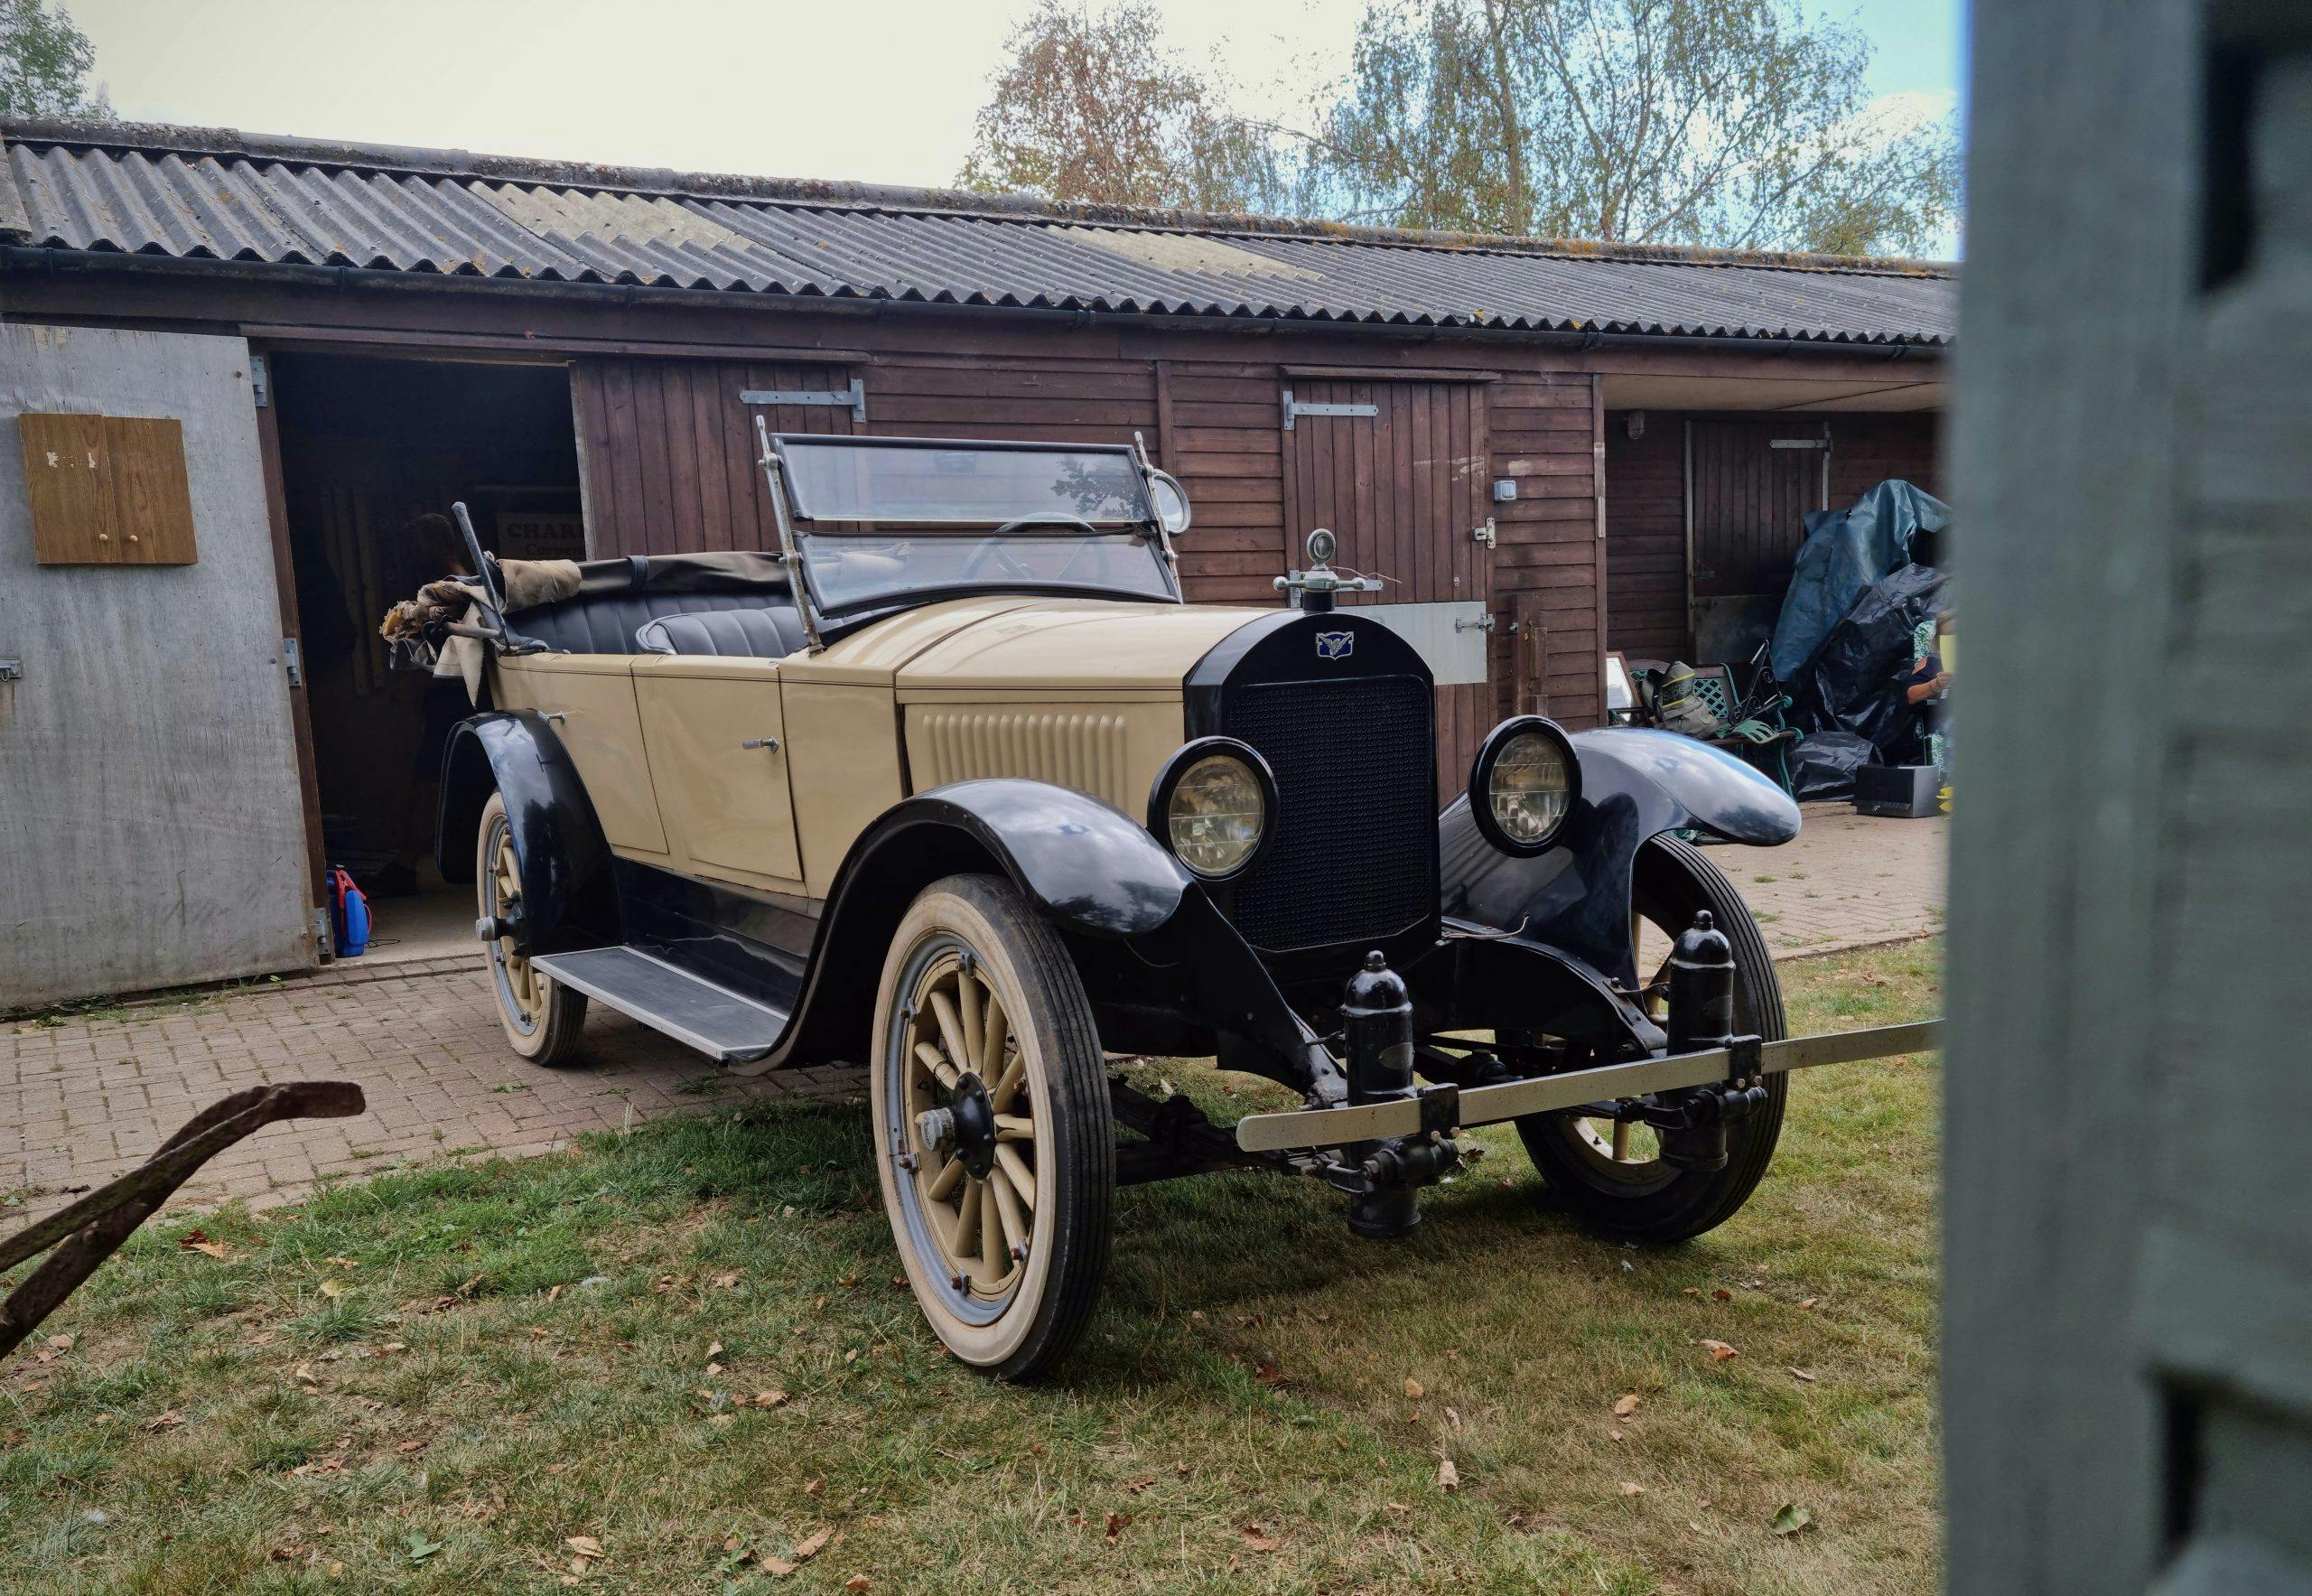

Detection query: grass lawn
(1, 939), (1941, 1594)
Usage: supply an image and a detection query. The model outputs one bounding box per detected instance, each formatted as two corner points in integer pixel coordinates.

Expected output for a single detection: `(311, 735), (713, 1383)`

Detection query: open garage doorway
(269, 351), (582, 966)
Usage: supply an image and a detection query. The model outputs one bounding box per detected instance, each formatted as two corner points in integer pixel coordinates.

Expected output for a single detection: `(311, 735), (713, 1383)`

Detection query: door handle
(741, 736), (779, 752)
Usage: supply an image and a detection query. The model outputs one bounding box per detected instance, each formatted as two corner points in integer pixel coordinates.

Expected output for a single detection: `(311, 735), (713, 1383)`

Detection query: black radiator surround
(1185, 611), (1442, 988)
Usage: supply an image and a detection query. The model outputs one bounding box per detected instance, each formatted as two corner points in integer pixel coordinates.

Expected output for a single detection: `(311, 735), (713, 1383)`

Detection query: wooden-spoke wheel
(900, 948), (1035, 1295)
(871, 874), (1113, 1381)
(475, 792), (586, 1064)
(1515, 835), (1788, 1243)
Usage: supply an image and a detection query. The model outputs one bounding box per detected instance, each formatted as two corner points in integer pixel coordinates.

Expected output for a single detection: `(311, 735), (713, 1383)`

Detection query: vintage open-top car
(415, 425), (1931, 1379)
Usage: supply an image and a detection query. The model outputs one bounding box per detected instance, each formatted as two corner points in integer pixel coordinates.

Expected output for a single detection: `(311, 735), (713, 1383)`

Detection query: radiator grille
(1223, 676), (1436, 952)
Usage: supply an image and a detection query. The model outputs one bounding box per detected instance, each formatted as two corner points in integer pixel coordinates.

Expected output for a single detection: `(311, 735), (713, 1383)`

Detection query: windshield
(772, 436), (1179, 613)
(781, 438), (1151, 525)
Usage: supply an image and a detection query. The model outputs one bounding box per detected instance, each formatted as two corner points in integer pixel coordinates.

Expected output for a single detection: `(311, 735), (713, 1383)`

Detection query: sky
(60, 0), (1966, 245)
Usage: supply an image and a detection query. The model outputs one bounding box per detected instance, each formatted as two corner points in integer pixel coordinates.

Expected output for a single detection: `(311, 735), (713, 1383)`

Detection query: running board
(529, 946), (789, 1065)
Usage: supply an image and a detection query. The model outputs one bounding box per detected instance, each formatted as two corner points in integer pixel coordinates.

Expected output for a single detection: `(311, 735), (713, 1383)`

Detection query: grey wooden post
(1949, 2), (2312, 1589)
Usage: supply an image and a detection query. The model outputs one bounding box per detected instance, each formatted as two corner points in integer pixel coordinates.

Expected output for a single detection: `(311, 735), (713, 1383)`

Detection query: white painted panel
(0, 323), (313, 1008)
(1350, 600), (1490, 685)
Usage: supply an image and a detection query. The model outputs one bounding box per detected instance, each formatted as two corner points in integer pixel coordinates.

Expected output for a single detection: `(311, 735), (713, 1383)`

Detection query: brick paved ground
(2, 806), (1943, 1223)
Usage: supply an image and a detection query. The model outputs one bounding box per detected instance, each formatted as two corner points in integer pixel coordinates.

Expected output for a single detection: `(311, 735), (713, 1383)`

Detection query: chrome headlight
(1469, 717), (1580, 854)
(1148, 738), (1274, 880)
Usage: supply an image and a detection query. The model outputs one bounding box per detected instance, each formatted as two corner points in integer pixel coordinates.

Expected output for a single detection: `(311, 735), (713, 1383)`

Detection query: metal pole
(754, 415), (825, 654)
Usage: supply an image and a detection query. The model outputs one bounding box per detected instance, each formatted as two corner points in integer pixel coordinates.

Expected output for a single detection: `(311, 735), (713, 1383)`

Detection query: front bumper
(1232, 1019), (1941, 1153)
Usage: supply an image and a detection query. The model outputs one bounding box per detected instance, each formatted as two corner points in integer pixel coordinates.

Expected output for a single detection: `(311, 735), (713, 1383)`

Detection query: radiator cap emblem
(1316, 630), (1355, 660)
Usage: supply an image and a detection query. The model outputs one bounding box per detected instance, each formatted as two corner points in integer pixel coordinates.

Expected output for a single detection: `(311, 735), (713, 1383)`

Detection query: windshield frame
(771, 434), (1161, 528)
(763, 432), (1185, 622)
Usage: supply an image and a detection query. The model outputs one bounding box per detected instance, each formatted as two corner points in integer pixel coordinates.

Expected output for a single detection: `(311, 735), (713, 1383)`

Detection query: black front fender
(434, 713), (620, 954)
(771, 779), (1189, 1068)
(1441, 727), (1797, 986)
(872, 779), (1192, 938)
(772, 779), (1338, 1097)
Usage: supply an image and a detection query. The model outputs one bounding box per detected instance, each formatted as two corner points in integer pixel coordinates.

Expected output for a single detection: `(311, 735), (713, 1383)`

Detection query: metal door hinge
(313, 904), (333, 957)
(741, 377), (867, 423)
(1472, 518), (1497, 548)
(282, 637), (303, 687)
(1282, 389), (1380, 431)
(0, 658), (21, 682)
(1454, 613), (1497, 633)
(249, 353), (271, 408)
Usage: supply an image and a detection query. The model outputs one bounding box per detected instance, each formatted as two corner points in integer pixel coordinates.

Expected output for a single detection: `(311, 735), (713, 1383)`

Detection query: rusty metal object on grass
(0, 1081), (365, 1361)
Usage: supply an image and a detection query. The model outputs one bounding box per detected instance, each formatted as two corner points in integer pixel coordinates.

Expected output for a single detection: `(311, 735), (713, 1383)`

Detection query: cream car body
(427, 431), (1920, 1382)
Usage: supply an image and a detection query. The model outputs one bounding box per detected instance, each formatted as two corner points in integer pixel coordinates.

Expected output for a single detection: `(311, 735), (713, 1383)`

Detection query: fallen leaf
(755, 1389), (789, 1408)
(1620, 1481), (1645, 1497)
(1613, 1393), (1641, 1417)
(706, 1362), (725, 1377)
(377, 1341), (407, 1356)
(1787, 1367), (1818, 1383)
(397, 1440), (425, 1454)
(844, 1578), (872, 1592)
(45, 1333), (75, 1351)
(1104, 1511), (1131, 1542)
(1404, 1377), (1424, 1399)
(1254, 1360), (1287, 1387)
(1681, 1286), (1701, 1297)
(761, 1555), (798, 1577)
(404, 1530), (444, 1563)
(180, 1232), (230, 1260)
(317, 1280), (348, 1299)
(1799, 1297), (1819, 1310)
(714, 1272), (741, 1289)
(1769, 1503), (1815, 1536)
(1241, 1524), (1282, 1553)
(1437, 1458), (1460, 1493)
(1711, 1288), (1733, 1302)
(1124, 1477), (1153, 1495)
(565, 1535), (602, 1560)
(1700, 1339), (1739, 1362)
(790, 1526), (835, 1562)
(142, 1410), (183, 1433)
(804, 1479), (825, 1498)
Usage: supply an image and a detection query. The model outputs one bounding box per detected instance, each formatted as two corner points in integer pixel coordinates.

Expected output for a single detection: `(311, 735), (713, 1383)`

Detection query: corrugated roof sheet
(0, 119), (1956, 346)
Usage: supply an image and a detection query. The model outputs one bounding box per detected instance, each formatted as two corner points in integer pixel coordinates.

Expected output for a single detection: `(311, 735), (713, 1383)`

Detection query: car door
(632, 657), (804, 889)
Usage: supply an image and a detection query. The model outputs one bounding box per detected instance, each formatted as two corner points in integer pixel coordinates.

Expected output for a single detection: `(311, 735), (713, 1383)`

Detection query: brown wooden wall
(1601, 415), (1688, 661)
(1827, 412), (1943, 506)
(1603, 409), (1943, 663)
(572, 345), (1608, 727)
(2, 263), (1946, 737)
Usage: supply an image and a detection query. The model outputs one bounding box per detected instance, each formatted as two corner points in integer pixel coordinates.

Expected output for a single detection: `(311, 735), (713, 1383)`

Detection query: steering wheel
(959, 513), (1104, 583)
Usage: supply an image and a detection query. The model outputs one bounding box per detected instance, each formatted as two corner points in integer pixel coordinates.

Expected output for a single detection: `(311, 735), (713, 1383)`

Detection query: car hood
(825, 598), (1274, 693)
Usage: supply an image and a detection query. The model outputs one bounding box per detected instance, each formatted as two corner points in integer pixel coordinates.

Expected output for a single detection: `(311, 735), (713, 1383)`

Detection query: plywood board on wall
(16, 411), (199, 564)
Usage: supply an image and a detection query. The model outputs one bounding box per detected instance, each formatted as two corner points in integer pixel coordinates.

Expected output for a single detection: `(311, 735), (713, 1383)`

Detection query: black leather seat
(509, 590), (774, 656)
(635, 607), (809, 658)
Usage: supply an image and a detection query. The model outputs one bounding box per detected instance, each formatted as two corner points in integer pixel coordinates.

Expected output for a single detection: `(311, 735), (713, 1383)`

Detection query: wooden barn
(0, 119), (1952, 1006)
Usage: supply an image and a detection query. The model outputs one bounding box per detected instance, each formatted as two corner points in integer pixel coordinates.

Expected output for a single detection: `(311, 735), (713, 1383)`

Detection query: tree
(1, 0), (107, 118)
(1300, 0), (1959, 255)
(958, 1), (1291, 214)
